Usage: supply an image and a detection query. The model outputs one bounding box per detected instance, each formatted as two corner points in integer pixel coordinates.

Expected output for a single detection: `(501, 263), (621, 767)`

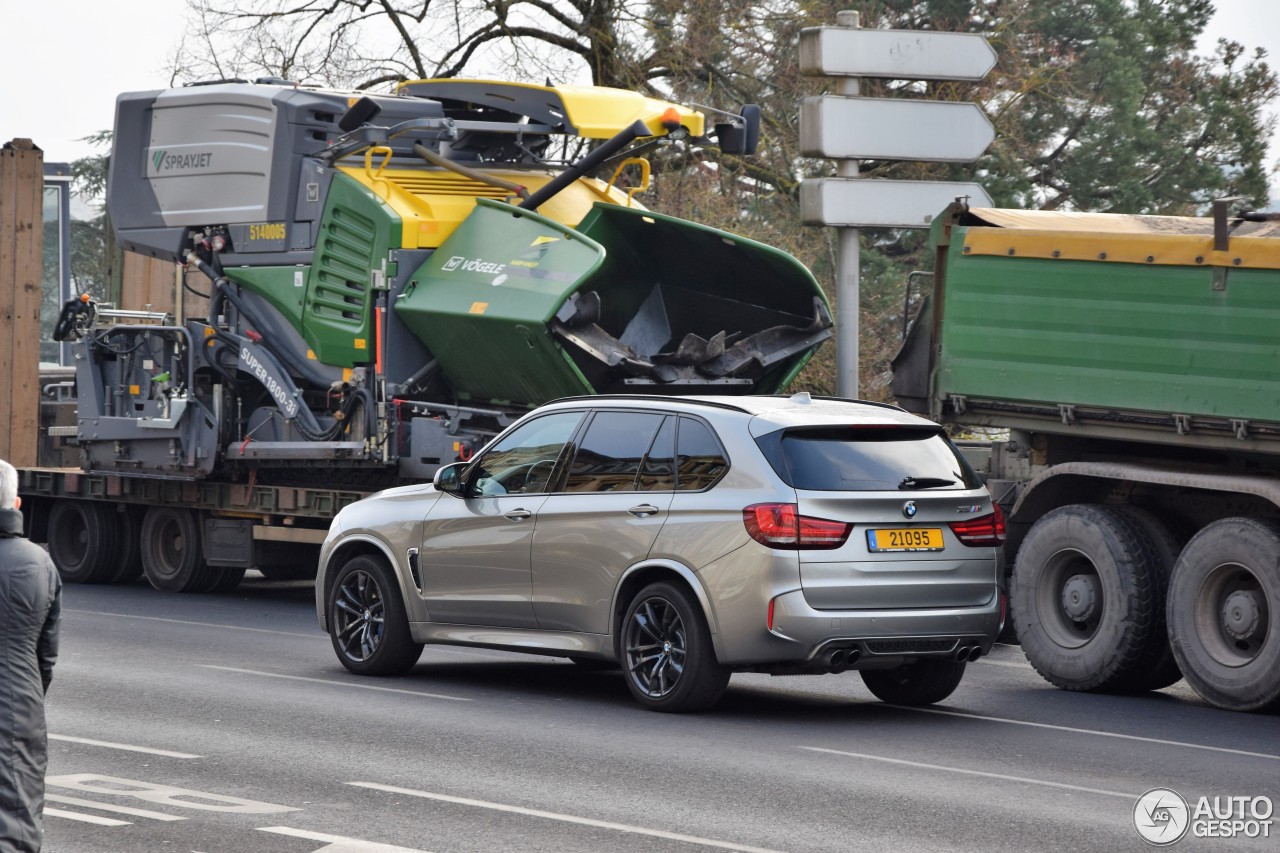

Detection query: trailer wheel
(140, 507), (211, 593)
(1013, 504), (1165, 692)
(1109, 506), (1183, 691)
(202, 566), (247, 593)
(1167, 518), (1280, 712)
(47, 500), (120, 584)
(108, 508), (145, 584)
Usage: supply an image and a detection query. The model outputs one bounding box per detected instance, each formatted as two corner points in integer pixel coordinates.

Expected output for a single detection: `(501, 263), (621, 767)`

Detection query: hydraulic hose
(518, 120), (651, 212)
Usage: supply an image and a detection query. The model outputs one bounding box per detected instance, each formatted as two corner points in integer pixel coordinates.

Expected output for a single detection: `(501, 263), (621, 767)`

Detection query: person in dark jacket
(0, 460), (61, 853)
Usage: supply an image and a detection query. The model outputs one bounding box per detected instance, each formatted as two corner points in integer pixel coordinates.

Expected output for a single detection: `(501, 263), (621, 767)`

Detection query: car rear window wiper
(899, 476), (956, 490)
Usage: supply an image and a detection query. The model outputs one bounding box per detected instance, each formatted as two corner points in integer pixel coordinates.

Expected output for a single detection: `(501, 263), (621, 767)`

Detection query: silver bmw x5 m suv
(317, 393), (1005, 712)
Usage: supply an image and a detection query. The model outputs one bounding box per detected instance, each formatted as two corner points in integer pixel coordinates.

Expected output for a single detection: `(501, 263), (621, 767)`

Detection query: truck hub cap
(1061, 574), (1099, 622)
(1221, 590), (1261, 641)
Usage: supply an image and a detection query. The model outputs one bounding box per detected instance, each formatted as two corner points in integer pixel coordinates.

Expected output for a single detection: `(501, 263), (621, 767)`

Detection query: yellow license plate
(866, 527), (944, 552)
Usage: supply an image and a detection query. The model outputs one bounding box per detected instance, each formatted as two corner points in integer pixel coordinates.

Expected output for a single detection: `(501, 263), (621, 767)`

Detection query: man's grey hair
(0, 459), (17, 509)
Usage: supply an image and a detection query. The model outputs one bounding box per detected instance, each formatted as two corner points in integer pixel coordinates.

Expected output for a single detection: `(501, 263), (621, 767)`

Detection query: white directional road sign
(799, 178), (993, 228)
(800, 96), (995, 162)
(799, 27), (997, 81)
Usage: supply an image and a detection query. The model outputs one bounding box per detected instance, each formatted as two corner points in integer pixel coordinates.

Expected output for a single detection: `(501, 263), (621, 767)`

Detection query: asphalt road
(40, 577), (1280, 853)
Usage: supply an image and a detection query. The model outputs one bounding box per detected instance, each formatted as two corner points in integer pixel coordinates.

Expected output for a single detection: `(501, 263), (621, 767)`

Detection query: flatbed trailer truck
(7, 78), (830, 594)
(892, 201), (1280, 712)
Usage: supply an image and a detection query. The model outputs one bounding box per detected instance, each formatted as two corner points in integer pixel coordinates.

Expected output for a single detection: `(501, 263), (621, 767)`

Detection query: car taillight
(743, 503), (852, 550)
(949, 502), (1007, 547)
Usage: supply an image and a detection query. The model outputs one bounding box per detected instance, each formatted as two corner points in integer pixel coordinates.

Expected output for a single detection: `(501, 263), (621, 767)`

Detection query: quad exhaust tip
(955, 645), (983, 662)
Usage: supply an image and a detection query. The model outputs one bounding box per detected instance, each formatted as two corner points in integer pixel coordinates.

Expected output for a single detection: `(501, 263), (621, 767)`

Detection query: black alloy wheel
(621, 581), (730, 712)
(328, 555), (422, 676)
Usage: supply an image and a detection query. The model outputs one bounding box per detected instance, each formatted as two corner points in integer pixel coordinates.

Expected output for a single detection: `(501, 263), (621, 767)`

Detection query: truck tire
(140, 507), (211, 593)
(202, 566), (247, 593)
(1013, 504), (1165, 692)
(47, 500), (120, 584)
(1166, 517), (1280, 712)
(108, 508), (145, 584)
(1110, 506), (1183, 691)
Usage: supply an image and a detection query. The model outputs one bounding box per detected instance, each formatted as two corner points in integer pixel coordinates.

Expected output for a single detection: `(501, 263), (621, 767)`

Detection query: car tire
(47, 500), (120, 584)
(1166, 517), (1280, 712)
(621, 581), (729, 713)
(1013, 504), (1165, 692)
(860, 659), (967, 706)
(329, 555), (423, 676)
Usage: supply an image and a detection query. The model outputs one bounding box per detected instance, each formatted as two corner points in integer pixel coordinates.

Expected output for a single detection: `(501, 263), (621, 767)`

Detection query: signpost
(799, 27), (996, 80)
(800, 179), (994, 229)
(800, 97), (995, 162)
(799, 12), (996, 398)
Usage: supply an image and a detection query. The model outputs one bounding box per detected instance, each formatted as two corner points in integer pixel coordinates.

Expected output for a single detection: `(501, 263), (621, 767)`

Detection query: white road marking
(202, 666), (471, 702)
(348, 781), (787, 853)
(46, 775), (300, 814)
(258, 826), (432, 852)
(48, 734), (201, 759)
(800, 747), (1133, 799)
(44, 807), (131, 826)
(885, 704), (1280, 761)
(974, 657), (1031, 669)
(45, 794), (187, 821)
(65, 608), (320, 639)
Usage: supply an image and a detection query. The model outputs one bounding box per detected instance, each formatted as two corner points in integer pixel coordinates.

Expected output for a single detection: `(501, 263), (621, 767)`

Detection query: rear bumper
(719, 587), (1001, 667)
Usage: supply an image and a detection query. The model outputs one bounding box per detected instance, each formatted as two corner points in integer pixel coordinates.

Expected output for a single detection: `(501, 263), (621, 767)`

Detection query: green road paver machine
(59, 79), (830, 482)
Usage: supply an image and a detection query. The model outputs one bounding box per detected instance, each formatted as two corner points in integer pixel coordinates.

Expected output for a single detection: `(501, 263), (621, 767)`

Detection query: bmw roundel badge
(902, 500), (917, 519)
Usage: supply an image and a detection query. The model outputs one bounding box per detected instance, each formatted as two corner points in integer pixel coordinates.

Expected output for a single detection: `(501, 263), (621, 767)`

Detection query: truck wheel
(47, 500), (120, 583)
(1166, 518), (1280, 712)
(108, 508), (145, 584)
(861, 659), (967, 706)
(202, 566), (247, 593)
(620, 582), (730, 713)
(1110, 506), (1183, 692)
(140, 507), (211, 593)
(328, 555), (422, 676)
(1013, 504), (1164, 692)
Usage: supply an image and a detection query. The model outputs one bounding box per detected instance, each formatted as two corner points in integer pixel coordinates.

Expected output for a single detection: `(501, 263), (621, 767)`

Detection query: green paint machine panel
(397, 199), (832, 408)
(395, 199), (605, 405)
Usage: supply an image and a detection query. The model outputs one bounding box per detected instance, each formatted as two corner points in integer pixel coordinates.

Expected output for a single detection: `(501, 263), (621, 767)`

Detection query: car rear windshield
(755, 425), (982, 492)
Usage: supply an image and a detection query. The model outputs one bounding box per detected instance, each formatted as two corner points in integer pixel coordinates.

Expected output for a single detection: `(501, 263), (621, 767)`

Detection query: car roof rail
(544, 394), (754, 414)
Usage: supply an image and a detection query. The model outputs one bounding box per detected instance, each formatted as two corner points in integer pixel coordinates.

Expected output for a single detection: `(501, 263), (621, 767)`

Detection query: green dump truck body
(896, 205), (1280, 452)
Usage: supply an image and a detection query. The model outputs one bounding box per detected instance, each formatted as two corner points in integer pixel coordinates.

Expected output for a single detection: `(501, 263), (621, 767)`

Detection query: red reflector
(948, 503), (1007, 547)
(767, 597), (776, 630)
(743, 503), (852, 550)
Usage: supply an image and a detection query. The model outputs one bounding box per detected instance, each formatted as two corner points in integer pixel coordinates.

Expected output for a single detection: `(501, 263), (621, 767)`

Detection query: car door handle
(504, 508), (532, 521)
(628, 504), (661, 517)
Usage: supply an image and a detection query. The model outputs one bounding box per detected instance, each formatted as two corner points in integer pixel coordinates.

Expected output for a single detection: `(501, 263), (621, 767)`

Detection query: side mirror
(433, 461), (468, 497)
(716, 104), (761, 156)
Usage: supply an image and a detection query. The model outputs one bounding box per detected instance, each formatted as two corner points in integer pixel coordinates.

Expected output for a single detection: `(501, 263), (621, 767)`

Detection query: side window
(562, 412), (665, 493)
(471, 412), (583, 496)
(637, 416), (676, 491)
(675, 417), (729, 491)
